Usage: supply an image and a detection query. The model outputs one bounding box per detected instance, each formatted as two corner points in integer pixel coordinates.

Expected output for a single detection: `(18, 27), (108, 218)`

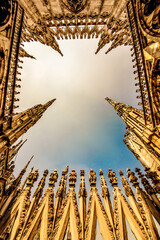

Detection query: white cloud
(15, 38), (139, 177)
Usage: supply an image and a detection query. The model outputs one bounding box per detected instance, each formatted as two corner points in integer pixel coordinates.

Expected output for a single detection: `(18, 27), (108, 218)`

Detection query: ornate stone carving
(99, 169), (110, 197)
(145, 168), (160, 193)
(135, 168), (155, 195)
(69, 169), (77, 188)
(119, 170), (134, 197)
(137, 0), (160, 38)
(88, 169), (96, 187)
(0, 0), (12, 28)
(0, 0), (160, 238)
(78, 169), (87, 198)
(61, 0), (88, 14)
(127, 168), (139, 187)
(108, 169), (118, 187)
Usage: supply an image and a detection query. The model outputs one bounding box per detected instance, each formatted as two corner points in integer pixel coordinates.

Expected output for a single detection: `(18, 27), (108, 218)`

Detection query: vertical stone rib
(78, 169), (87, 240)
(99, 169), (114, 230)
(40, 170), (58, 240)
(108, 169), (128, 240)
(8, 170), (39, 240)
(53, 166), (69, 226)
(18, 169), (48, 239)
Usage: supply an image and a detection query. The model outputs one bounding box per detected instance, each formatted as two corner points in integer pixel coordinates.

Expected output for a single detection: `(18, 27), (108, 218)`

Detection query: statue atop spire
(88, 169), (97, 187)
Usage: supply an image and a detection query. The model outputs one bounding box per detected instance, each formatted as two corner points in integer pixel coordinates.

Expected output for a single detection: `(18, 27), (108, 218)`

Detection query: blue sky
(14, 38), (142, 185)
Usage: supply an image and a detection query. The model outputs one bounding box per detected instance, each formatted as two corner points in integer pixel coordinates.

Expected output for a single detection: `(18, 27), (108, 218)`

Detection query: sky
(14, 38), (143, 179)
(12, 38), (145, 239)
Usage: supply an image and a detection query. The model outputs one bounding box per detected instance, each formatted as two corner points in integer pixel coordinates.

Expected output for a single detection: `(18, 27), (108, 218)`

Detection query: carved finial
(80, 169), (84, 177)
(43, 99), (56, 110)
(99, 169), (103, 176)
(61, 166), (69, 179)
(144, 167), (150, 173)
(95, 31), (110, 54)
(88, 169), (96, 187)
(49, 169), (58, 187)
(43, 169), (49, 177)
(127, 168), (139, 187)
(119, 170), (133, 197)
(19, 47), (36, 59)
(57, 48), (63, 56)
(105, 26), (131, 55)
(108, 169), (118, 187)
(56, 167), (68, 198)
(62, 170), (65, 177)
(69, 169), (77, 188)
(145, 168), (160, 193)
(13, 156), (33, 188)
(21, 167), (34, 190)
(8, 139), (27, 163)
(33, 169), (48, 198)
(105, 97), (118, 109)
(104, 97), (139, 123)
(79, 169), (87, 198)
(135, 168), (143, 177)
(66, 165), (69, 172)
(99, 169), (110, 197)
(119, 170), (123, 176)
(105, 97), (127, 117)
(135, 168), (155, 195)
(27, 170), (39, 188)
(105, 44), (115, 55)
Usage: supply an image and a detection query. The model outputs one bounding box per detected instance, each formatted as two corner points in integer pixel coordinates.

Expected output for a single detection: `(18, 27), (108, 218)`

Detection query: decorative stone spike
(78, 169), (87, 198)
(135, 168), (155, 195)
(0, 99), (56, 156)
(69, 169), (77, 188)
(27, 170), (39, 188)
(127, 168), (139, 187)
(105, 97), (160, 175)
(119, 170), (134, 197)
(88, 169), (96, 187)
(12, 156), (32, 188)
(49, 169), (58, 187)
(55, 166), (68, 198)
(99, 169), (110, 197)
(108, 168), (118, 187)
(33, 169), (48, 198)
(21, 166), (34, 190)
(145, 168), (160, 193)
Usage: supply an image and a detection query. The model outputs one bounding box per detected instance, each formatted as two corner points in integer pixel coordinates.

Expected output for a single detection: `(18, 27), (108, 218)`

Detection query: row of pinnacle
(19, 158), (158, 194)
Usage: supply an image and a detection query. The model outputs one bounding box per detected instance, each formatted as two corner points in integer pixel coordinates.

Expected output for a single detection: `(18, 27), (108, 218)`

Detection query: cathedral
(0, 0), (160, 239)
